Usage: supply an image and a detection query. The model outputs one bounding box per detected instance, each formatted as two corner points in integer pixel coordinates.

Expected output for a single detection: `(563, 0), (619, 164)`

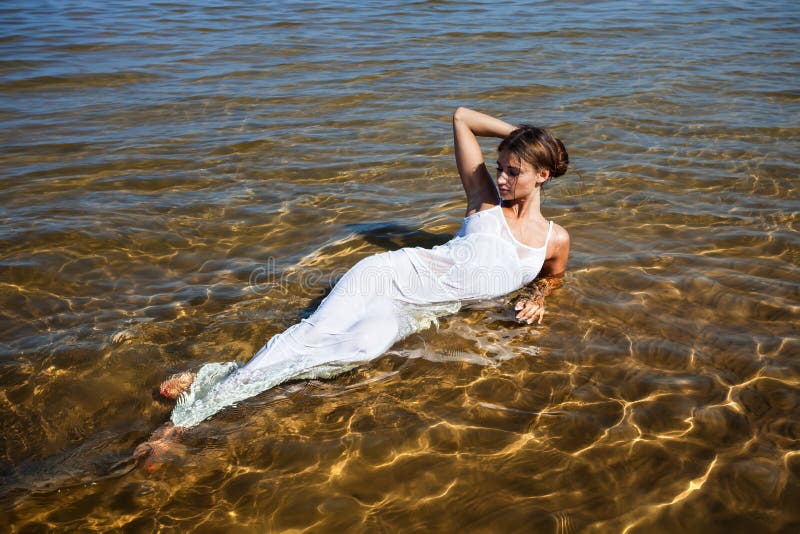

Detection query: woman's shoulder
(550, 222), (570, 247)
(540, 222), (570, 276)
(547, 222), (570, 257)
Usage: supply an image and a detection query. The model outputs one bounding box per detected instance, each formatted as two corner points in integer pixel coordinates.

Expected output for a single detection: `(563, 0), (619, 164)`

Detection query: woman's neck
(502, 189), (544, 221)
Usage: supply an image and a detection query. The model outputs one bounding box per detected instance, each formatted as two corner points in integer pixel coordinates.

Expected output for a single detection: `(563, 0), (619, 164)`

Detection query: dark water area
(1, 0), (799, 531)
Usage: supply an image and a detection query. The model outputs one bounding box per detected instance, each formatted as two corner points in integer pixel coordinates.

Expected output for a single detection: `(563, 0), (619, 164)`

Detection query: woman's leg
(247, 252), (400, 371)
(169, 253), (403, 429)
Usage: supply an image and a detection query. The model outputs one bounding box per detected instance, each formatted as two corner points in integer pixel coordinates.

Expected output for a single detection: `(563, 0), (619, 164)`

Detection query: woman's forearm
(529, 274), (563, 301)
(453, 106), (515, 139)
(514, 274), (565, 324)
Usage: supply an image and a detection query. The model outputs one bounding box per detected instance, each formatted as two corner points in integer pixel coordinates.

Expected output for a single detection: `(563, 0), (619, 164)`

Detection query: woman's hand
(515, 295), (546, 325)
(513, 274), (565, 325)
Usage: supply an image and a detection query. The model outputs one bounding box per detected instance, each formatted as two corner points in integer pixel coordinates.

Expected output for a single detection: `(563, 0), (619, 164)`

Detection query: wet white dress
(171, 204), (554, 427)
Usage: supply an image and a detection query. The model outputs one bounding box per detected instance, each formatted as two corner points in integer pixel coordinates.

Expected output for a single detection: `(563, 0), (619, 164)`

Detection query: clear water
(1, 1), (799, 531)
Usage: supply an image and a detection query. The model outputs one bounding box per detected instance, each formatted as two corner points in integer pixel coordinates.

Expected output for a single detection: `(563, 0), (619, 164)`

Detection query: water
(1, 0), (799, 531)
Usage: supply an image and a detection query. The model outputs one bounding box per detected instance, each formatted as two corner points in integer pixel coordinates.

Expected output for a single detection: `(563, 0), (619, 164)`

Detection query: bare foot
(133, 422), (186, 472)
(159, 371), (196, 400)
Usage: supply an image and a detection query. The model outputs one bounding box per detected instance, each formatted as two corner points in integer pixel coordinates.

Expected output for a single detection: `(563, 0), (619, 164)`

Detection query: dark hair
(497, 124), (569, 179)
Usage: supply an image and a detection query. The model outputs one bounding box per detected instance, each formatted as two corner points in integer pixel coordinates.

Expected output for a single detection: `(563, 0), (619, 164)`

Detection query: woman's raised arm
(452, 107), (515, 214)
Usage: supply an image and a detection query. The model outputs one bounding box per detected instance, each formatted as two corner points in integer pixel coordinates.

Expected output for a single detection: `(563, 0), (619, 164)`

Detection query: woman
(134, 107), (570, 466)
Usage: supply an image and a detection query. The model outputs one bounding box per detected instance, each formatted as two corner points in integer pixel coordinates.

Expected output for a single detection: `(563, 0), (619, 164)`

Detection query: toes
(159, 372), (195, 399)
(143, 458), (164, 473)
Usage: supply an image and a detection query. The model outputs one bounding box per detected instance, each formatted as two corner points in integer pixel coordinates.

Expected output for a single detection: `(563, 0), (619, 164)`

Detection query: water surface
(1, 1), (799, 531)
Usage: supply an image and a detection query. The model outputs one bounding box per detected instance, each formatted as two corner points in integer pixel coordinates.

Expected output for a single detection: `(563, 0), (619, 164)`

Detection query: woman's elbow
(453, 106), (470, 123)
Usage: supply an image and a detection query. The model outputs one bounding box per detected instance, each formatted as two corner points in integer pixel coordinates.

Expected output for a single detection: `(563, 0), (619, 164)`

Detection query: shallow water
(1, 0), (799, 531)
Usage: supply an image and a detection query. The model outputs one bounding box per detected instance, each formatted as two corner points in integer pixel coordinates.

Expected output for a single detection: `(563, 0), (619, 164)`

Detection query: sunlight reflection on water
(1, 0), (799, 531)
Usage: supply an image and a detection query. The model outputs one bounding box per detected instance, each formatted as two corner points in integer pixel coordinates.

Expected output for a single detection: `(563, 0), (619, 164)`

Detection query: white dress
(171, 205), (554, 427)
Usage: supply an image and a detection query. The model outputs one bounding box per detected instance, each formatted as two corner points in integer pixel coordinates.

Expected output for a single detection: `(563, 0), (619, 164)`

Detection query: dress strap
(543, 221), (554, 250)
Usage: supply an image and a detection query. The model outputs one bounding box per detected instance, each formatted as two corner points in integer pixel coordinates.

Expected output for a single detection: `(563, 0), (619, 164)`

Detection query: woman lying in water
(133, 106), (571, 468)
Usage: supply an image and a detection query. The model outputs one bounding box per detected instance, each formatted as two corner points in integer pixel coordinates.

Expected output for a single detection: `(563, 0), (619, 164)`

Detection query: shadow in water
(298, 222), (453, 319)
(345, 221), (452, 251)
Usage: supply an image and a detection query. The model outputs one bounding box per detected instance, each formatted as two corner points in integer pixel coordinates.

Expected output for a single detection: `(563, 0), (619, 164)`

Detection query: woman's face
(495, 149), (547, 200)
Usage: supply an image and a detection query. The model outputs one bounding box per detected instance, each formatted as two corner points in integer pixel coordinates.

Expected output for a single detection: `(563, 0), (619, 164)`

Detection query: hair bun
(497, 124), (569, 182)
(553, 137), (569, 178)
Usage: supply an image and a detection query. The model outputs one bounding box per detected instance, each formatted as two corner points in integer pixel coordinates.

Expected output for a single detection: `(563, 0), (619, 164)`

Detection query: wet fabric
(171, 205), (552, 427)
